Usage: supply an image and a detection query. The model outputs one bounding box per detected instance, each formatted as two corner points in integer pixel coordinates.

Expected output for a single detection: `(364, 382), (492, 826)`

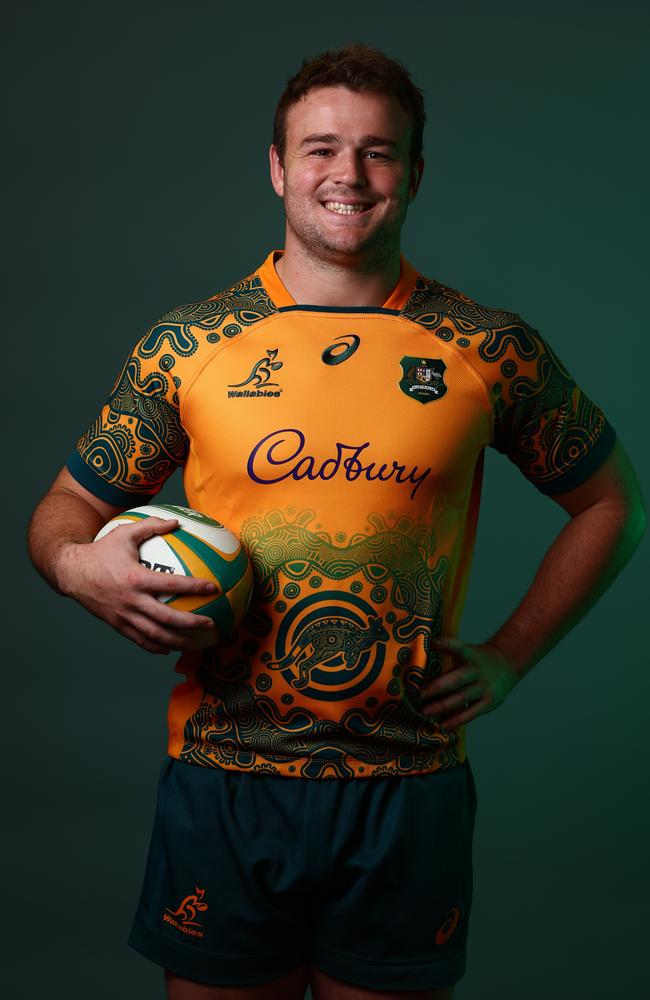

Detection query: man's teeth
(323, 201), (369, 215)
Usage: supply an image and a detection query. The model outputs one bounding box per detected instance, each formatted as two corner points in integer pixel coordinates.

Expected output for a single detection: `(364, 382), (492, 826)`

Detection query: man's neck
(275, 245), (402, 308)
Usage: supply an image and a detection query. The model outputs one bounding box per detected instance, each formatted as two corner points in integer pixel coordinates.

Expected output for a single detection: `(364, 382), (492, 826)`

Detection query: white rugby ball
(94, 503), (253, 634)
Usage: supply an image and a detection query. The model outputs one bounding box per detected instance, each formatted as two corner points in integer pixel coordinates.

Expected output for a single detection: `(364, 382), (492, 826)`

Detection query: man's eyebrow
(299, 133), (399, 149)
(359, 135), (399, 149)
(299, 133), (342, 147)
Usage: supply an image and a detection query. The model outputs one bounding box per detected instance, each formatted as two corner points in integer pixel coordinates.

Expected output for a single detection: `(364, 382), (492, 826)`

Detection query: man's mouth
(322, 201), (373, 215)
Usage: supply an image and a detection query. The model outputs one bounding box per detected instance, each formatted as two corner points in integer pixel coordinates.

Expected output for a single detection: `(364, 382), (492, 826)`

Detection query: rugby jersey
(67, 250), (616, 780)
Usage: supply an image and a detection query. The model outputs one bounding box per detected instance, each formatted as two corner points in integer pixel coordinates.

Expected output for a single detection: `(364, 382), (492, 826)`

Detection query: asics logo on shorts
(435, 905), (461, 945)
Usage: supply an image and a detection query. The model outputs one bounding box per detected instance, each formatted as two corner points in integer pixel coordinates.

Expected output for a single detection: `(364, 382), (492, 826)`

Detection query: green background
(7, 1), (648, 997)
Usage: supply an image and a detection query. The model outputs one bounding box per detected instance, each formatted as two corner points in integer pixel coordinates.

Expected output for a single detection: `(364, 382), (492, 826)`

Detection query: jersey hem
(169, 746), (467, 780)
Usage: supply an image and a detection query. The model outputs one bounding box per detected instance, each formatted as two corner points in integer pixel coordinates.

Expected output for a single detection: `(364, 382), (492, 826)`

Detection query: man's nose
(331, 149), (367, 186)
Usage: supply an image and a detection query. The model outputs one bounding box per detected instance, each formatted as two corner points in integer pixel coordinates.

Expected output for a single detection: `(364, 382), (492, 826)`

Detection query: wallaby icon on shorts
(166, 887), (209, 927)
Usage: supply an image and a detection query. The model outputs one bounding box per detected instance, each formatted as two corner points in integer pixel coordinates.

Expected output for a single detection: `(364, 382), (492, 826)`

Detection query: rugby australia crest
(399, 356), (447, 404)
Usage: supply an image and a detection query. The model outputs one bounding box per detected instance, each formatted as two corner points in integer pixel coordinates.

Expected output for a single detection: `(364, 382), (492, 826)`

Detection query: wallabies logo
(228, 349), (283, 397)
(163, 887), (209, 938)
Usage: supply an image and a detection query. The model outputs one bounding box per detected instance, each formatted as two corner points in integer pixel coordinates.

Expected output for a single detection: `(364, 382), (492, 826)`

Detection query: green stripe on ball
(172, 528), (249, 593)
(184, 591), (236, 635)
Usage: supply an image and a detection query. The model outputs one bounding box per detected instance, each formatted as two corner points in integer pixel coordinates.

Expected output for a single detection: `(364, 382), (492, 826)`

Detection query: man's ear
(408, 156), (425, 201)
(269, 144), (285, 198)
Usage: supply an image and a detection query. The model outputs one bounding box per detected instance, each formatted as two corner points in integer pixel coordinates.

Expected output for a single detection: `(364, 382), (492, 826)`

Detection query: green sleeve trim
(65, 449), (157, 506)
(536, 421), (617, 496)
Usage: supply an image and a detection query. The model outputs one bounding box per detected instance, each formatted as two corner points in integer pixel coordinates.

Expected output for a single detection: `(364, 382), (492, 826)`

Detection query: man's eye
(365, 151), (389, 160)
(311, 148), (333, 156)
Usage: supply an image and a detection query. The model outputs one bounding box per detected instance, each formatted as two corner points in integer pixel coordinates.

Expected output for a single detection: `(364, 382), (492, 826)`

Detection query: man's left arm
(422, 439), (646, 727)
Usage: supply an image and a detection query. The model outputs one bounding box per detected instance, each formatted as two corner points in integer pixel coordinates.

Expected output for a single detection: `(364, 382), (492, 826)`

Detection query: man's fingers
(119, 622), (171, 655)
(421, 666), (476, 700)
(138, 595), (215, 631)
(101, 518), (217, 593)
(137, 569), (217, 595)
(125, 612), (210, 651)
(90, 516), (219, 641)
(127, 516), (180, 544)
(430, 636), (468, 660)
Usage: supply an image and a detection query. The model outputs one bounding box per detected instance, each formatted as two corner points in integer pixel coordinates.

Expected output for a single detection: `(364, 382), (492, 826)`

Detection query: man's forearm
(486, 498), (646, 678)
(28, 490), (107, 595)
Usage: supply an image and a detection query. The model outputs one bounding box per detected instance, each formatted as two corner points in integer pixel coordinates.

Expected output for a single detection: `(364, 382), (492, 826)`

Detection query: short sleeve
(66, 313), (190, 505)
(489, 315), (616, 495)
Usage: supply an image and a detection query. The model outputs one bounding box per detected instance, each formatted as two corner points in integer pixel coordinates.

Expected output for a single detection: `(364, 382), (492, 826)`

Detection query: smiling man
(28, 43), (645, 1000)
(270, 84), (419, 296)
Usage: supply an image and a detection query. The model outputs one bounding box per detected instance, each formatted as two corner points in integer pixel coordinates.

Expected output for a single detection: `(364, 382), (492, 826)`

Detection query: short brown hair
(273, 43), (426, 166)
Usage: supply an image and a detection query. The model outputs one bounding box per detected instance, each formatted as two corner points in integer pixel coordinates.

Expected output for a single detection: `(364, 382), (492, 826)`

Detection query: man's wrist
(483, 634), (536, 678)
(53, 539), (93, 597)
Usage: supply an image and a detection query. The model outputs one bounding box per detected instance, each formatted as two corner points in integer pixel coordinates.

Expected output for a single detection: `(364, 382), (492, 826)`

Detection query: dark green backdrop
(7, 1), (648, 998)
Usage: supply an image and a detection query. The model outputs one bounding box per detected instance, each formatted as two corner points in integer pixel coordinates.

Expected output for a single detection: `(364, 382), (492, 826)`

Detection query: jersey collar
(258, 249), (419, 311)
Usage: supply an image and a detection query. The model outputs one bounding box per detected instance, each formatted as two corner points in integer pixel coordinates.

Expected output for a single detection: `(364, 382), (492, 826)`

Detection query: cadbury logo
(247, 428), (431, 500)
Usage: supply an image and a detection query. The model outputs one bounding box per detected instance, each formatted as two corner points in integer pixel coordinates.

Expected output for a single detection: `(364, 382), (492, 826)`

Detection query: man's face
(269, 86), (423, 265)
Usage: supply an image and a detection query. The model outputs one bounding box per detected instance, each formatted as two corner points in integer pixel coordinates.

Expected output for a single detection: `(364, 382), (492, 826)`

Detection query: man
(28, 43), (645, 1000)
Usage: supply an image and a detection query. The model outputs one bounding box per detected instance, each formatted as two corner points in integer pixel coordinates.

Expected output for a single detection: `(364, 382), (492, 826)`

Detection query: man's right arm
(28, 466), (129, 593)
(28, 467), (218, 654)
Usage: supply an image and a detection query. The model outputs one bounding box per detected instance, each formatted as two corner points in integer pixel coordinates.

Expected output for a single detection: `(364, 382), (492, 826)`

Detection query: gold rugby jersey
(67, 250), (616, 780)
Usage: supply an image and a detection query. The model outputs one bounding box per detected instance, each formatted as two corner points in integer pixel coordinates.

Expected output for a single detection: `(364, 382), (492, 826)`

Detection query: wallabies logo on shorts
(163, 887), (209, 938)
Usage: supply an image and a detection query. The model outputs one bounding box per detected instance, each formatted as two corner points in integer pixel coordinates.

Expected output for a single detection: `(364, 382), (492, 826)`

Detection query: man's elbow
(626, 495), (647, 547)
(606, 491), (647, 557)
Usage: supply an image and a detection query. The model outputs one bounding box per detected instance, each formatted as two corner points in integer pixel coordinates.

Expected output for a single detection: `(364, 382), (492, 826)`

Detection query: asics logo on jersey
(321, 334), (360, 366)
(247, 428), (431, 500)
(228, 349), (283, 397)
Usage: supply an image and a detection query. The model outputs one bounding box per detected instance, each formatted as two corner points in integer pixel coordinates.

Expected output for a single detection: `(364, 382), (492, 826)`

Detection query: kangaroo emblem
(268, 615), (388, 690)
(166, 887), (209, 927)
(229, 348), (282, 388)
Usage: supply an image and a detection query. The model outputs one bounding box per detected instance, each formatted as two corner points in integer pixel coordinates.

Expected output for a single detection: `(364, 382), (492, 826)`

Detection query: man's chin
(312, 230), (390, 262)
(285, 218), (398, 265)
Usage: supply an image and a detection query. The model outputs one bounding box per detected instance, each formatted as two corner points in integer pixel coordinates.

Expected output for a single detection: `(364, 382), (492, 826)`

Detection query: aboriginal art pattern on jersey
(178, 508), (457, 780)
(75, 273), (276, 495)
(76, 355), (189, 494)
(402, 276), (609, 491)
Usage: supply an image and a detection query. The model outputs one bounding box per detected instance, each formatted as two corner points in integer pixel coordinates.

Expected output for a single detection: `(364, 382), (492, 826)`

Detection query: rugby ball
(94, 503), (253, 636)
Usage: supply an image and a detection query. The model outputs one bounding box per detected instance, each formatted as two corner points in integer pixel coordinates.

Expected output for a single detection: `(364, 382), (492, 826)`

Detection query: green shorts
(128, 756), (478, 991)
